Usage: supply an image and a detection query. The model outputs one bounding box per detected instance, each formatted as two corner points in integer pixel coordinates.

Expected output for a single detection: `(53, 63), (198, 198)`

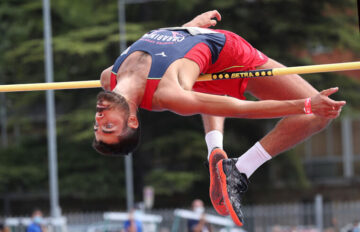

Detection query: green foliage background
(0, 0), (359, 214)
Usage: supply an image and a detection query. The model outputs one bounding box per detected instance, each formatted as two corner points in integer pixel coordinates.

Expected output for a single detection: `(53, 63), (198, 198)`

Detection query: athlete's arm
(158, 86), (345, 119)
(182, 10), (221, 28)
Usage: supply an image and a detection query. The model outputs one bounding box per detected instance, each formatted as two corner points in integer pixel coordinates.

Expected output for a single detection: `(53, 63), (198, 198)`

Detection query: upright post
(0, 93), (8, 147)
(42, 0), (61, 218)
(341, 117), (354, 178)
(125, 153), (134, 210)
(315, 194), (323, 232)
(118, 0), (134, 211)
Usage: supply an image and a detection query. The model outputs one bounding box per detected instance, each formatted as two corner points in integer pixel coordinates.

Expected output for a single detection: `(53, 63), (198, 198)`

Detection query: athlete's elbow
(169, 102), (202, 116)
(172, 107), (199, 116)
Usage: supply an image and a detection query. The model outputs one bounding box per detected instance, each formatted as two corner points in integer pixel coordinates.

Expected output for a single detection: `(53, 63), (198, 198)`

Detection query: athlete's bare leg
(203, 58), (334, 157)
(202, 115), (225, 134)
(213, 58), (340, 225)
(246, 58), (333, 156)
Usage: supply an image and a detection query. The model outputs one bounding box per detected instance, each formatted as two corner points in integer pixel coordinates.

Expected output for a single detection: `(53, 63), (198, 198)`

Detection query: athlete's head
(92, 91), (140, 156)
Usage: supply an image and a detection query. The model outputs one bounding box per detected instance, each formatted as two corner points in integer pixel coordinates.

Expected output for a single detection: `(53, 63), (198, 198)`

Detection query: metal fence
(238, 199), (360, 232)
(3, 198), (360, 232)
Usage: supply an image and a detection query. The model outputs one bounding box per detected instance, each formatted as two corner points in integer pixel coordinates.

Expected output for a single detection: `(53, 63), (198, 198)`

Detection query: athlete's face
(94, 91), (130, 144)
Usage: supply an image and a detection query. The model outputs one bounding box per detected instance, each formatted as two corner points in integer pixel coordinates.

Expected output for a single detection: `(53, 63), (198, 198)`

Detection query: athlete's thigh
(246, 58), (319, 100)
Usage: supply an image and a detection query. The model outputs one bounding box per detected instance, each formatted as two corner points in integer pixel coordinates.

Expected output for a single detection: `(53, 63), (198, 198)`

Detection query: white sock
(205, 130), (223, 160)
(235, 142), (272, 178)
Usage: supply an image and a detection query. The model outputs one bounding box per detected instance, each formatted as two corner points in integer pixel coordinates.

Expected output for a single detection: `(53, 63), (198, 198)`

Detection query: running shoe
(217, 158), (249, 226)
(208, 148), (229, 216)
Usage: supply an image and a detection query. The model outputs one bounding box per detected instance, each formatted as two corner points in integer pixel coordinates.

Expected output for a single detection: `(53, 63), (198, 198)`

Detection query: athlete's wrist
(182, 20), (196, 27)
(290, 99), (307, 115)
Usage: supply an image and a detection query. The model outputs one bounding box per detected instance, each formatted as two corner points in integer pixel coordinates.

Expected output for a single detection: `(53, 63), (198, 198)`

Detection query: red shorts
(187, 30), (268, 100)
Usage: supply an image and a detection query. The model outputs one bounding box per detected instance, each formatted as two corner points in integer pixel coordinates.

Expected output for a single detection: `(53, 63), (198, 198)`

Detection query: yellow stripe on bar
(0, 80), (101, 92)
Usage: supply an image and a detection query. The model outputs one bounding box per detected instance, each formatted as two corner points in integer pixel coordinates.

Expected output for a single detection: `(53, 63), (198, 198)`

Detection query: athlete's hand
(310, 87), (346, 118)
(182, 10), (222, 28)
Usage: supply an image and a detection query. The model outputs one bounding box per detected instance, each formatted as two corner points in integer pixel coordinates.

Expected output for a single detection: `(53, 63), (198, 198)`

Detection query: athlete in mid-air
(93, 11), (346, 226)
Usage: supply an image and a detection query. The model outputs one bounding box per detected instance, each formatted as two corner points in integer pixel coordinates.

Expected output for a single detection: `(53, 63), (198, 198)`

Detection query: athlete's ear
(127, 115), (139, 129)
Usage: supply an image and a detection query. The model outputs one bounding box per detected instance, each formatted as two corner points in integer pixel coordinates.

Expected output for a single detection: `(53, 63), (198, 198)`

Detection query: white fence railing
(2, 198), (360, 232)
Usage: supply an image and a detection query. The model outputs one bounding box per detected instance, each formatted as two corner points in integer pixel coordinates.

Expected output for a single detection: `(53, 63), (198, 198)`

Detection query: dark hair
(92, 125), (140, 156)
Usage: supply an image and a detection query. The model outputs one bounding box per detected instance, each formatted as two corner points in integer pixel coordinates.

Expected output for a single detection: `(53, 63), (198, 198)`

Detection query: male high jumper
(93, 11), (346, 226)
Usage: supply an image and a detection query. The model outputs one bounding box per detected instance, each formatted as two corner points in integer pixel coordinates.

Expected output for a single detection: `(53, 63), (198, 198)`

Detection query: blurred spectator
(0, 224), (10, 232)
(324, 217), (339, 232)
(187, 199), (212, 232)
(348, 221), (360, 232)
(26, 209), (46, 232)
(123, 210), (142, 232)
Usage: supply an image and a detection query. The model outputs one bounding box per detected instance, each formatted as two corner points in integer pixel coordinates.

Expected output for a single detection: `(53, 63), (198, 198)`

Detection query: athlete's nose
(95, 112), (104, 121)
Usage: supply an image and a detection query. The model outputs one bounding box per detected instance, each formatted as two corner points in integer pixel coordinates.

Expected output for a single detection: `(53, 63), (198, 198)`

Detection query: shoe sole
(217, 160), (244, 226)
(209, 148), (229, 216)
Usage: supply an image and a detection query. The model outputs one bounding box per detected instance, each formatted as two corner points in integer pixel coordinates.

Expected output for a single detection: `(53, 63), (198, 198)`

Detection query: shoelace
(234, 181), (248, 194)
(230, 159), (248, 194)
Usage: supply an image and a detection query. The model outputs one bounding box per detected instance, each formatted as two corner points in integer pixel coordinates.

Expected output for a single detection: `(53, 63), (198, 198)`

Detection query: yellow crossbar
(0, 61), (359, 92)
